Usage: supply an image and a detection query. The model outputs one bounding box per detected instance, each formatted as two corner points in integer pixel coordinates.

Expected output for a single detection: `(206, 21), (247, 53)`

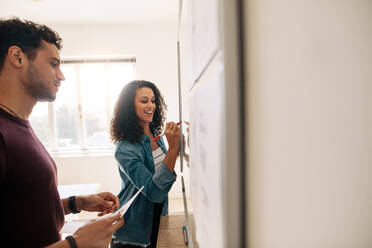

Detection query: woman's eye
(151, 100), (155, 104)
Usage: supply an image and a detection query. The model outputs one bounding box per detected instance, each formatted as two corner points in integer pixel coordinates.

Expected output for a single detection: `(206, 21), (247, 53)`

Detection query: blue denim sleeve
(115, 142), (177, 203)
(152, 162), (177, 192)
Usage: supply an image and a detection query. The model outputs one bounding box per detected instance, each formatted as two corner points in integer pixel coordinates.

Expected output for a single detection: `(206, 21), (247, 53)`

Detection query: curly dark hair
(110, 80), (167, 144)
(0, 17), (62, 72)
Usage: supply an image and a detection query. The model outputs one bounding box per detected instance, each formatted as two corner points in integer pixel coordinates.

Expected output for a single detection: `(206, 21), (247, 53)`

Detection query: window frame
(40, 57), (136, 157)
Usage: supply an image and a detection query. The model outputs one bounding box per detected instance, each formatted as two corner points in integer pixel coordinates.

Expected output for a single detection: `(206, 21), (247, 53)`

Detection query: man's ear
(8, 46), (26, 68)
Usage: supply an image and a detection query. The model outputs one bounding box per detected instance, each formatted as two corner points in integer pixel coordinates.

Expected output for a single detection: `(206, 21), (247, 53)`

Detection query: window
(29, 58), (136, 156)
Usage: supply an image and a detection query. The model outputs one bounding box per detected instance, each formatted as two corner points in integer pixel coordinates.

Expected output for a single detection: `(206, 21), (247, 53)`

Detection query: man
(0, 17), (124, 247)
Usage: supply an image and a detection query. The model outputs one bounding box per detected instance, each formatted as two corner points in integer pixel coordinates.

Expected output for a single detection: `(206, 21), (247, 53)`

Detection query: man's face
(22, 40), (65, 102)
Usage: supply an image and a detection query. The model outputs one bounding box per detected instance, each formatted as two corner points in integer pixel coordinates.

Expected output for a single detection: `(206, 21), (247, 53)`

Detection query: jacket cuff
(152, 163), (177, 190)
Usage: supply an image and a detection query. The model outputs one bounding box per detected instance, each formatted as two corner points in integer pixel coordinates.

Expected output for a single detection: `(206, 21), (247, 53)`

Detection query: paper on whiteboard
(190, 0), (220, 85)
(118, 186), (144, 217)
(189, 56), (224, 248)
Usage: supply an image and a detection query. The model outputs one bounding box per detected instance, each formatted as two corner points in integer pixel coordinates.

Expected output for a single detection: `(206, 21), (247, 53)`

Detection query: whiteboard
(189, 55), (224, 248)
(180, 0), (245, 247)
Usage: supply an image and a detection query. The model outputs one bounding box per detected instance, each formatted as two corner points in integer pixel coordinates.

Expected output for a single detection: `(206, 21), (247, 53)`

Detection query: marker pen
(182, 225), (188, 244)
(153, 121), (182, 141)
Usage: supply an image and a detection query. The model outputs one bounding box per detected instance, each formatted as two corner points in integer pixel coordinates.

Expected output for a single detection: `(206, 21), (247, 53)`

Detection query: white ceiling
(0, 0), (179, 24)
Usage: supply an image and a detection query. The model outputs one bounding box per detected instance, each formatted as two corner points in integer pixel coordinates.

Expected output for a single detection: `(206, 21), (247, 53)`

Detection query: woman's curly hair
(110, 80), (167, 144)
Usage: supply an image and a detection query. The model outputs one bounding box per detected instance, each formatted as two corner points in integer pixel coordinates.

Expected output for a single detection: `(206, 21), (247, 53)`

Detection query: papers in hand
(118, 186), (144, 217)
(61, 186), (144, 235)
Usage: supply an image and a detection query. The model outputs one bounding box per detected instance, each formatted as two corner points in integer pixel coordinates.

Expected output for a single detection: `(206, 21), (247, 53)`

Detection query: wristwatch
(68, 196), (81, 214)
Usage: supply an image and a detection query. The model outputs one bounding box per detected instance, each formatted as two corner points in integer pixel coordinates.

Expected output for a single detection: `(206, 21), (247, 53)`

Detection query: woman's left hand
(76, 192), (120, 216)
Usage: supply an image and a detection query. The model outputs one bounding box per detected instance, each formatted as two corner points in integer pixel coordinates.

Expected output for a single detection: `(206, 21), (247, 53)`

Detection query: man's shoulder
(0, 114), (25, 138)
(0, 111), (28, 130)
(0, 114), (9, 136)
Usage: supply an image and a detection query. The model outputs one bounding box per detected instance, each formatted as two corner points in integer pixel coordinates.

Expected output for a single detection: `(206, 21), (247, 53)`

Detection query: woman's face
(134, 87), (156, 127)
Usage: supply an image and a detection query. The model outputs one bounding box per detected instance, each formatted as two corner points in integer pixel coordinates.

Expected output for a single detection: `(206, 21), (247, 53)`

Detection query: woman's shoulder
(116, 139), (141, 150)
(115, 141), (143, 162)
(115, 138), (148, 155)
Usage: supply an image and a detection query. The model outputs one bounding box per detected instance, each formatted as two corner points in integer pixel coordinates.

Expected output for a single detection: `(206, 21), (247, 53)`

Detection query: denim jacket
(112, 134), (177, 247)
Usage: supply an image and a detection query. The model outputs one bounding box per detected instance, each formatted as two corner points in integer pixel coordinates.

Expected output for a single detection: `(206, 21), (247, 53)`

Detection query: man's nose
(58, 69), (65, 81)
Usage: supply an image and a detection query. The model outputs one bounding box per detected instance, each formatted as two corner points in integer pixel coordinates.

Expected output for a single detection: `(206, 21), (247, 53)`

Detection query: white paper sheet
(190, 0), (220, 85)
(189, 56), (224, 248)
(117, 186), (144, 217)
(61, 219), (90, 234)
(60, 186), (144, 234)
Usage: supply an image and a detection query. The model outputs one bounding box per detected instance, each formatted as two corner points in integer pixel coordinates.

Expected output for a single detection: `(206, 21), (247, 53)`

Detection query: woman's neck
(142, 123), (152, 137)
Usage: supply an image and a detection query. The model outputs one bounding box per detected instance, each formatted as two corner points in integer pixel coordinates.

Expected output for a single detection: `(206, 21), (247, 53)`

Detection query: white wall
(245, 0), (372, 247)
(51, 22), (190, 199)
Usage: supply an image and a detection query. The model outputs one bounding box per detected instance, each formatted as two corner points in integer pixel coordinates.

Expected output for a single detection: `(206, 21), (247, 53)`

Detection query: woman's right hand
(164, 121), (181, 153)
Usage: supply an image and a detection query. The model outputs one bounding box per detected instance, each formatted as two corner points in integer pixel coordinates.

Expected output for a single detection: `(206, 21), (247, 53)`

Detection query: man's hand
(76, 192), (120, 216)
(46, 212), (124, 248)
(73, 211), (124, 248)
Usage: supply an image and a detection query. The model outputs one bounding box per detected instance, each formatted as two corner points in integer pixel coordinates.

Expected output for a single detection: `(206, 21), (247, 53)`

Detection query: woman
(110, 80), (180, 247)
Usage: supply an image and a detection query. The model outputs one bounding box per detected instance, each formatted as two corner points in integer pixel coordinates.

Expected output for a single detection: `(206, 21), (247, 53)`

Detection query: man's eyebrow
(50, 57), (61, 64)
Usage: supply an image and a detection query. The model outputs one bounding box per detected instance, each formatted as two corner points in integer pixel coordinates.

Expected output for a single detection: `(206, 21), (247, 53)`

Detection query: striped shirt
(152, 147), (166, 171)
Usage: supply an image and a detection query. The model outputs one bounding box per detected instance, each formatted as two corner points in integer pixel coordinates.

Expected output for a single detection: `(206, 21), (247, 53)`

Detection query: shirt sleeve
(115, 143), (177, 203)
